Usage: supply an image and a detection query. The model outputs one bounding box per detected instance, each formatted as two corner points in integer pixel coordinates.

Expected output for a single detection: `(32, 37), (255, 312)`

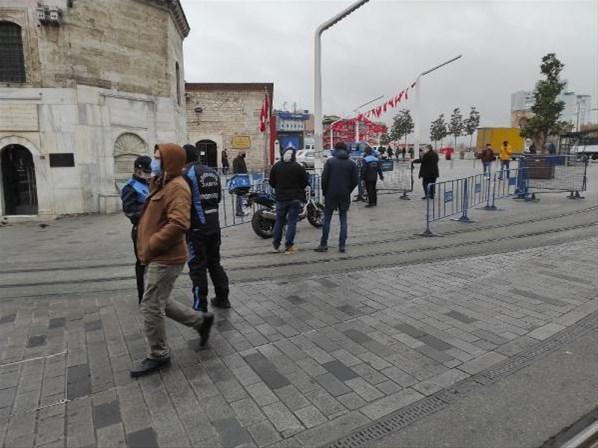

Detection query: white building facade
(511, 83), (593, 130)
(0, 0), (189, 218)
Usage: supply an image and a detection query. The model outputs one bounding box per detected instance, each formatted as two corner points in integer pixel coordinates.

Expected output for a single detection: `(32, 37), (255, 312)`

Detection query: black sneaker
(339, 246), (346, 253)
(314, 246), (328, 252)
(197, 313), (214, 348)
(130, 357), (170, 378)
(211, 297), (231, 309)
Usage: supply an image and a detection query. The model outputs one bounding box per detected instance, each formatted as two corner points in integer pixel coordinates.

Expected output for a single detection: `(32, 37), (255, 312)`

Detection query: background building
(511, 83), (592, 130)
(0, 0), (189, 217)
(185, 83), (274, 171)
(274, 110), (310, 151)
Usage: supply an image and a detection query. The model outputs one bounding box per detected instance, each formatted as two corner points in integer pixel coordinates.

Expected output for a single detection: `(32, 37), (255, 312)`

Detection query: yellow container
(476, 128), (525, 156)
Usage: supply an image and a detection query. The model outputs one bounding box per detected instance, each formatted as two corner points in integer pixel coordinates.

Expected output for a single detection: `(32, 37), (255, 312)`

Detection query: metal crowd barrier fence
(423, 157), (589, 235)
(516, 154), (588, 200)
(378, 160), (415, 199)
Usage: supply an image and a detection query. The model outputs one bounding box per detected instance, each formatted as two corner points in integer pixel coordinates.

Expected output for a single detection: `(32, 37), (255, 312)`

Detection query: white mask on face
(283, 150), (293, 162)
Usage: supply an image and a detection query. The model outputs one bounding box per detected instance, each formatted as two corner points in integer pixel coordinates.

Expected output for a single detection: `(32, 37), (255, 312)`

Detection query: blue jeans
(320, 206), (348, 248)
(499, 160), (510, 179)
(272, 200), (302, 249)
(483, 161), (491, 176)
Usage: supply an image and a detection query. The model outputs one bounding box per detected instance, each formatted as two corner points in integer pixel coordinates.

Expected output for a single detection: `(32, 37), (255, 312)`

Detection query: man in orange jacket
(130, 143), (214, 378)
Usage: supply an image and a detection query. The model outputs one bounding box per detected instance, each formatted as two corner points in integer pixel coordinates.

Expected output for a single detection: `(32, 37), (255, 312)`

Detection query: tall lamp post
(413, 54), (462, 158)
(314, 0), (371, 169)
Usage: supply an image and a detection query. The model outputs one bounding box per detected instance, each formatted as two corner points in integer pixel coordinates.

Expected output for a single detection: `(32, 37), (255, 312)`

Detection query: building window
(0, 22), (26, 83)
(175, 62), (181, 106)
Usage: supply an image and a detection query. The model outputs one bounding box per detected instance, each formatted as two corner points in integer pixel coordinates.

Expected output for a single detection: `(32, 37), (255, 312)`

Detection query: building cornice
(185, 83), (274, 94)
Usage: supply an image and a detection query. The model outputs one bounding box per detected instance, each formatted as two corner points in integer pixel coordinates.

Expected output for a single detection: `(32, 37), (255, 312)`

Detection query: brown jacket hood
(155, 143), (186, 184)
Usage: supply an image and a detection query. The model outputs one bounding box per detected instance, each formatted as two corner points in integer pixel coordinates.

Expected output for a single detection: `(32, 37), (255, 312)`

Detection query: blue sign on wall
(444, 191), (453, 203)
(475, 183), (481, 193)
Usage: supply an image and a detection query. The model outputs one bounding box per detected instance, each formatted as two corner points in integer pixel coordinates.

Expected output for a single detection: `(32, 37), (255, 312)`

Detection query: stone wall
(185, 84), (274, 171)
(0, 0), (188, 216)
(0, 0), (185, 99)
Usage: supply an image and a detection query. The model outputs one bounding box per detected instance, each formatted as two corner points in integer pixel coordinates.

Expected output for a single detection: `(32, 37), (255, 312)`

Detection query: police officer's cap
(134, 156), (152, 173)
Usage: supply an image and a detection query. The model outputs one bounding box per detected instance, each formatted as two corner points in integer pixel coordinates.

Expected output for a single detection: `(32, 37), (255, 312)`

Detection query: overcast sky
(180, 0), (598, 131)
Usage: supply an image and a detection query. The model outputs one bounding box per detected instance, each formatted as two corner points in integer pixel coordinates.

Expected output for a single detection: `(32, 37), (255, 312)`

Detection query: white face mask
(283, 150), (293, 162)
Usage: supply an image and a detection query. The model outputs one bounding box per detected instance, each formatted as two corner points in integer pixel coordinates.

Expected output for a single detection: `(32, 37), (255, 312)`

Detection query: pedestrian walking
(361, 146), (384, 207)
(183, 145), (231, 312)
(121, 156), (152, 303)
(387, 147), (394, 160)
(479, 143), (496, 177)
(412, 144), (439, 199)
(130, 143), (214, 378)
(269, 147), (309, 254)
(498, 140), (513, 179)
(221, 148), (230, 174)
(232, 151), (248, 217)
(315, 142), (359, 253)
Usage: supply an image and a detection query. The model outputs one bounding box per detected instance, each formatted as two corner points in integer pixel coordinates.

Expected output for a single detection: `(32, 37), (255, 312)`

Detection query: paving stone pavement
(0, 235), (597, 448)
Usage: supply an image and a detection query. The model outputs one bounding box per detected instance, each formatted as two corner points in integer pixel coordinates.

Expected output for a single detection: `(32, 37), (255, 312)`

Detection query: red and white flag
(259, 93), (270, 133)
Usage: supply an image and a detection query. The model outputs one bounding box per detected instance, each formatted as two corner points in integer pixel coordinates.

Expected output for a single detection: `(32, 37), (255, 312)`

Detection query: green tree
(429, 114), (448, 149)
(380, 133), (391, 145)
(448, 108), (464, 150)
(390, 110), (414, 151)
(463, 106), (480, 150)
(520, 53), (572, 152)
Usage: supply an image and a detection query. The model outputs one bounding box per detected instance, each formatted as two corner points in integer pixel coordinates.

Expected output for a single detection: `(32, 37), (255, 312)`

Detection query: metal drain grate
(325, 310), (598, 448)
(328, 396), (447, 448)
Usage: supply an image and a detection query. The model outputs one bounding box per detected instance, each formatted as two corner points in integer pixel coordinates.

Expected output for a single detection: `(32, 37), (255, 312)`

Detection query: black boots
(130, 357), (171, 378)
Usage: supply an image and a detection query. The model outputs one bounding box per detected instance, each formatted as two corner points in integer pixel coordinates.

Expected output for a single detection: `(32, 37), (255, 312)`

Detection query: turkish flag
(259, 93), (270, 133)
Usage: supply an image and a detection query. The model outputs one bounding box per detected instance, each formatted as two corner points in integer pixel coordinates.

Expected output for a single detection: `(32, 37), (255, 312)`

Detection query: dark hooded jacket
(136, 144), (191, 265)
(269, 152), (309, 202)
(321, 149), (359, 211)
(413, 149), (439, 179)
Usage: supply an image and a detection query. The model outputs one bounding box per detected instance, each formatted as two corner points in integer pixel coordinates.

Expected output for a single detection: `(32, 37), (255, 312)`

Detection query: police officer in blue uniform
(183, 145), (231, 313)
(121, 156), (152, 303)
(361, 146), (384, 207)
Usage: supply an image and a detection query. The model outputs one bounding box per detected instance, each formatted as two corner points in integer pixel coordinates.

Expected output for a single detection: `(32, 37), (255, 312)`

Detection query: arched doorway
(196, 140), (218, 168)
(1, 145), (38, 215)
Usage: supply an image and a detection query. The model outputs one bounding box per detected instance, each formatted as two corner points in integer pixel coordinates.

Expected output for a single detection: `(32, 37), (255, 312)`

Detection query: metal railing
(422, 157), (589, 235)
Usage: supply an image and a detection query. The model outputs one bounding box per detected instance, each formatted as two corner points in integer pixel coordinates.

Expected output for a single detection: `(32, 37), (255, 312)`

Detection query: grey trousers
(140, 263), (201, 360)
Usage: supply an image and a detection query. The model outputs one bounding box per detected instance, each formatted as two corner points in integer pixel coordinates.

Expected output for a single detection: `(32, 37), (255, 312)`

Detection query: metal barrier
(378, 160), (415, 199)
(517, 155), (588, 199)
(423, 157), (589, 235)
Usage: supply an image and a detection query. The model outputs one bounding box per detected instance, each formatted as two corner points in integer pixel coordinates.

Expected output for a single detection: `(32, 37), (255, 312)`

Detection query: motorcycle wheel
(251, 209), (275, 239)
(307, 202), (325, 228)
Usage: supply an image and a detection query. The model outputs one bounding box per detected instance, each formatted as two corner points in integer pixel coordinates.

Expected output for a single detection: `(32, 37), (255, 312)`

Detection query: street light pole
(413, 54), (462, 158)
(314, 0), (371, 169)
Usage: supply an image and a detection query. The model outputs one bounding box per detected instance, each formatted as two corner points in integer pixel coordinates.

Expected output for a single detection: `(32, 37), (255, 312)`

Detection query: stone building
(0, 0), (189, 217)
(185, 83), (274, 171)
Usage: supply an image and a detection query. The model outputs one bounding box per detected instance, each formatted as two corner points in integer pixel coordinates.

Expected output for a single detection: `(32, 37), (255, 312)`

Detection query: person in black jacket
(120, 155), (152, 303)
(183, 145), (231, 311)
(412, 145), (440, 199)
(361, 146), (384, 207)
(232, 152), (248, 216)
(269, 147), (309, 254)
(315, 142), (359, 253)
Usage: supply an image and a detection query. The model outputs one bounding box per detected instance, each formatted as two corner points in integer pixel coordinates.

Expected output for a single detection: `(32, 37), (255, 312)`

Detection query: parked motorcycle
(245, 188), (324, 239)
